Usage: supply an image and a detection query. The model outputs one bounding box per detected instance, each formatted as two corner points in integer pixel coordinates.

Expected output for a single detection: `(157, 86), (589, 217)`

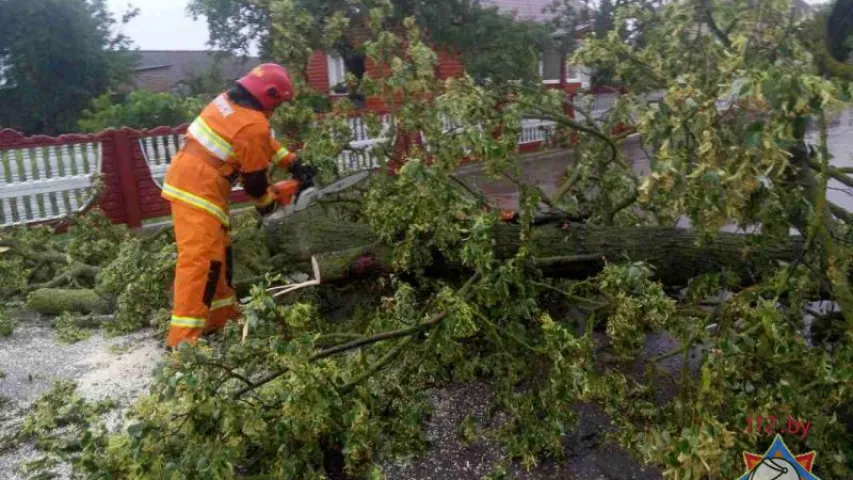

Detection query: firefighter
(161, 63), (305, 350)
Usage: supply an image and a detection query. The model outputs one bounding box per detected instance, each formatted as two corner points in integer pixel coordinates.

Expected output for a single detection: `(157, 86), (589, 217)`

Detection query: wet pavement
(459, 108), (853, 218)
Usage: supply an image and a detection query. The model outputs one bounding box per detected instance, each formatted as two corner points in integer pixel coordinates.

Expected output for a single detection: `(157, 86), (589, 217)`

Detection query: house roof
(130, 50), (261, 93)
(481, 0), (563, 22)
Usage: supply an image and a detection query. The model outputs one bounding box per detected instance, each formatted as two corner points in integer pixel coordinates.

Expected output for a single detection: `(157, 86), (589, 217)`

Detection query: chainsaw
(263, 168), (372, 224)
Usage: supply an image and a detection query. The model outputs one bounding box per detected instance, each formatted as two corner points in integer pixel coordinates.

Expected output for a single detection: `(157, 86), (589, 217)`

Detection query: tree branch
(0, 240), (66, 264)
(604, 191), (640, 224)
(698, 0), (732, 49)
(449, 174), (490, 209)
(234, 274), (481, 399)
(530, 280), (607, 306)
(516, 99), (619, 164)
(502, 170), (569, 216)
(829, 202), (853, 224)
(197, 361), (254, 387)
(807, 158), (853, 189)
(550, 160), (584, 203)
(337, 337), (413, 394)
(233, 311), (448, 399)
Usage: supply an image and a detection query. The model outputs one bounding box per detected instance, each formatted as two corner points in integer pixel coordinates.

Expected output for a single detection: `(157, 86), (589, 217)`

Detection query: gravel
(0, 320), (164, 480)
(379, 382), (663, 480)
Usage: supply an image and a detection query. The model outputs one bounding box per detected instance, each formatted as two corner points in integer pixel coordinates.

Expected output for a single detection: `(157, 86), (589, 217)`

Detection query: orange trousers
(166, 201), (240, 349)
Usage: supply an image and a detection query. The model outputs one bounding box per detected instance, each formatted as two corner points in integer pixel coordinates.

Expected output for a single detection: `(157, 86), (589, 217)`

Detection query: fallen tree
(25, 202), (806, 316)
(265, 202), (804, 287)
(5, 2), (853, 480)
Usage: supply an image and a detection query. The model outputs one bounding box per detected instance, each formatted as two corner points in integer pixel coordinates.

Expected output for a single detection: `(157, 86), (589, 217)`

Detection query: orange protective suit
(162, 92), (296, 348)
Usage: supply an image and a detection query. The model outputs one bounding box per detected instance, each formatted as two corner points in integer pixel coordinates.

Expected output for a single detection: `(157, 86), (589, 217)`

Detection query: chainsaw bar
(264, 170), (372, 223)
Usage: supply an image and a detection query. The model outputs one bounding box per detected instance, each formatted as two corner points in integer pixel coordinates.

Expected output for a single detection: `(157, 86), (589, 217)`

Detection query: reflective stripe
(211, 296), (237, 311)
(274, 147), (292, 164)
(256, 190), (276, 207)
(171, 316), (206, 328)
(187, 117), (233, 161)
(162, 183), (230, 227)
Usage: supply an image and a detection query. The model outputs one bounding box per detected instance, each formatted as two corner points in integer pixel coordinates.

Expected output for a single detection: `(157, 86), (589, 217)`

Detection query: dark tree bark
(265, 203), (803, 287)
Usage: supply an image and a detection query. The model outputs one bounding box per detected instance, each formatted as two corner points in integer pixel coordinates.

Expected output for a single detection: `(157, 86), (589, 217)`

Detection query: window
(0, 53), (14, 89)
(327, 50), (348, 95)
(539, 49), (586, 85)
(540, 49), (562, 84)
(327, 49), (367, 100)
(565, 63), (579, 82)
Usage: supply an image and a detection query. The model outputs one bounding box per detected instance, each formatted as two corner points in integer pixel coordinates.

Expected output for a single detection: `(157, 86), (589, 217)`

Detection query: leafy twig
(515, 99), (618, 163)
(698, 0), (732, 49)
(449, 175), (490, 209)
(338, 337), (413, 394)
(531, 280), (608, 307)
(501, 170), (570, 216)
(196, 361), (254, 387)
(650, 335), (699, 363)
(233, 311), (449, 398)
(235, 274), (481, 398)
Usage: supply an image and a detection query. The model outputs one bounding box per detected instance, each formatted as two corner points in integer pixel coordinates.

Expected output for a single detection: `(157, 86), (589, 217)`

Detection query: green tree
(188, 0), (554, 86)
(0, 0), (138, 135)
(77, 90), (197, 132)
(826, 0), (853, 63)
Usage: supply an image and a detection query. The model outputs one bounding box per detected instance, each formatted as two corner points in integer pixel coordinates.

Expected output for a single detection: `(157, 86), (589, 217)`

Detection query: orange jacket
(161, 92), (296, 227)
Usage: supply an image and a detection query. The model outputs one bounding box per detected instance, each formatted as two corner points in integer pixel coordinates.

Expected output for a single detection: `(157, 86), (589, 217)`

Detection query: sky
(110, 0), (833, 52)
(107, 0), (210, 51)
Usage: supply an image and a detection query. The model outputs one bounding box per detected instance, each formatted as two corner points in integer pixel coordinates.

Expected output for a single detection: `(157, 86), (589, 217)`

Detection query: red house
(299, 0), (591, 112)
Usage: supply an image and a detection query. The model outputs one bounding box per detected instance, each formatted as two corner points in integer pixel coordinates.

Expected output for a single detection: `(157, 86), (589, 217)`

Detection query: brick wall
(305, 46), (467, 114)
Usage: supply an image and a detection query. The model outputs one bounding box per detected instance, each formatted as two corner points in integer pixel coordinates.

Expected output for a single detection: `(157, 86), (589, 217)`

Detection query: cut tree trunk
(27, 288), (111, 315)
(23, 203), (806, 316)
(265, 203), (804, 287)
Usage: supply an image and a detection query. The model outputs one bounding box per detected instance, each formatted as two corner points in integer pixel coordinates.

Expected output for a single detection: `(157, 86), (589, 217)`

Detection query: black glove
(288, 160), (318, 187)
(255, 200), (278, 217)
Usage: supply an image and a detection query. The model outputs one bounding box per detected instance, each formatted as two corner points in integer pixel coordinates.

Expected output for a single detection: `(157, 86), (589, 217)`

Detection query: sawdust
(0, 323), (164, 480)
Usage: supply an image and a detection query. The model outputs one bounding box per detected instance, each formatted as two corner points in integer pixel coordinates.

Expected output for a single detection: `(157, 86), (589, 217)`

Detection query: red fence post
(95, 131), (127, 225)
(112, 129), (143, 228)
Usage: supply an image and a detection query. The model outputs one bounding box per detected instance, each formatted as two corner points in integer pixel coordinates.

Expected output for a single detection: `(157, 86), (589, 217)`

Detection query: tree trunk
(27, 288), (111, 315)
(266, 204), (803, 287)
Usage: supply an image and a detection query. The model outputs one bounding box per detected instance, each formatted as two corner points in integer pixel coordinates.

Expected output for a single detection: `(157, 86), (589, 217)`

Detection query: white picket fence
(335, 114), (392, 173)
(139, 131), (185, 189)
(140, 114), (557, 184)
(0, 142), (102, 228)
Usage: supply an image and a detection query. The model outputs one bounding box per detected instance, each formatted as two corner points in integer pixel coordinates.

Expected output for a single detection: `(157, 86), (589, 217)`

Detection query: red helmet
(236, 63), (294, 111)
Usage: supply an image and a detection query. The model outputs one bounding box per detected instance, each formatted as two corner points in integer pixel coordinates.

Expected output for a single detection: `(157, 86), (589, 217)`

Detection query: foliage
(78, 90), (201, 133)
(0, 0), (138, 135)
(0, 306), (14, 337)
(597, 261), (676, 360)
(64, 209), (129, 267)
(0, 250), (28, 301)
(0, 225), (55, 300)
(14, 380), (116, 479)
(174, 61), (235, 98)
(53, 312), (93, 344)
(563, 0), (853, 477)
(95, 230), (177, 336)
(188, 0), (553, 86)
